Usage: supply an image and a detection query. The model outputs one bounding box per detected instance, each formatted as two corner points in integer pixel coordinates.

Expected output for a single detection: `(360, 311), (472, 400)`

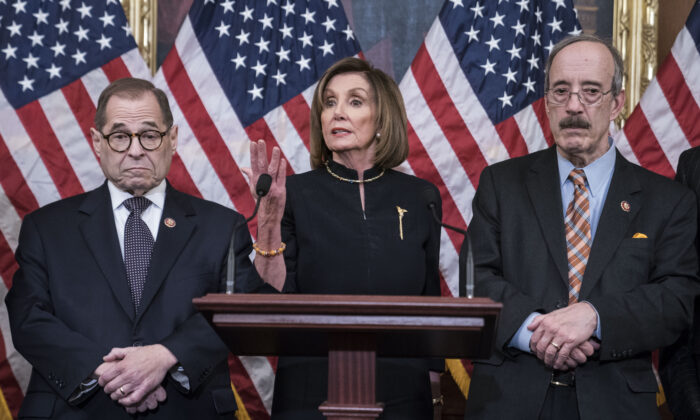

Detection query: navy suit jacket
(465, 147), (699, 420)
(6, 182), (262, 419)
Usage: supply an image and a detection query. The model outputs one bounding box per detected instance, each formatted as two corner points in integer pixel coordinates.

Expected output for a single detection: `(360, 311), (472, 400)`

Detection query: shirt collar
(557, 138), (616, 197)
(108, 180), (167, 211)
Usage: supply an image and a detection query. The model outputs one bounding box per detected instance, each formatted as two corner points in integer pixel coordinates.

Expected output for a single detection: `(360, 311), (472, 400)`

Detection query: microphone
(421, 187), (475, 298)
(225, 174), (273, 294)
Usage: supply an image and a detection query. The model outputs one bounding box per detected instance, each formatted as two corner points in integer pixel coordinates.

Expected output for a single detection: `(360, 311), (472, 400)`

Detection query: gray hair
(544, 34), (624, 96)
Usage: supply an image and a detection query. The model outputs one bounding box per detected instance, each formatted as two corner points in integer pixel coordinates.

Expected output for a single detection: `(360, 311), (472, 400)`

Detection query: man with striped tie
(465, 34), (699, 420)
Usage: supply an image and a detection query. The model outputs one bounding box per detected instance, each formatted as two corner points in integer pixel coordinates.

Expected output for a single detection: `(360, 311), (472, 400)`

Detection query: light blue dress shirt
(509, 140), (616, 352)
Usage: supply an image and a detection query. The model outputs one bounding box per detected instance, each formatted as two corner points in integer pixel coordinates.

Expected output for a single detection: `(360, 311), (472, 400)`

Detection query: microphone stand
(225, 174), (272, 294)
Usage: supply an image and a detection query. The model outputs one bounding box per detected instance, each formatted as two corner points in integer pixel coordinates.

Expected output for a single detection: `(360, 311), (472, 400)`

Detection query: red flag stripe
(228, 355), (270, 420)
(0, 134), (39, 219)
(167, 154), (203, 199)
(101, 56), (133, 82)
(657, 54), (700, 146)
(282, 94), (312, 150)
(0, 233), (18, 291)
(623, 108), (675, 178)
(15, 102), (84, 199)
(61, 80), (98, 158)
(531, 98), (555, 147)
(0, 301), (23, 419)
(162, 49), (256, 217)
(495, 116), (529, 159)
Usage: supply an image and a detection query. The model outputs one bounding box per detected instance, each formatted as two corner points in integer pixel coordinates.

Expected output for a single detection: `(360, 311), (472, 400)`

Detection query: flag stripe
(282, 95), (312, 150)
(167, 154), (204, 199)
(494, 117), (529, 158)
(623, 108), (675, 178)
(228, 355), (270, 420)
(263, 105), (311, 174)
(673, 27), (700, 108)
(0, 135), (39, 219)
(101, 56), (133, 82)
(657, 55), (700, 146)
(61, 80), (99, 157)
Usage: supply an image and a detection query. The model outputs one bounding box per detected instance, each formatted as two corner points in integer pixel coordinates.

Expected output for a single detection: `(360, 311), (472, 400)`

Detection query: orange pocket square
(632, 233), (648, 239)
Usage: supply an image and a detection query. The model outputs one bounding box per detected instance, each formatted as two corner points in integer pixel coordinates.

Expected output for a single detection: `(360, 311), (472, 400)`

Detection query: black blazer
(6, 182), (261, 419)
(465, 147), (699, 420)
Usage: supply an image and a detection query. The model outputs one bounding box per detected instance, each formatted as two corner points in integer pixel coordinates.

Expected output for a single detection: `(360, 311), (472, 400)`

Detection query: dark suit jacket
(6, 182), (262, 419)
(661, 146), (700, 419)
(465, 147), (699, 420)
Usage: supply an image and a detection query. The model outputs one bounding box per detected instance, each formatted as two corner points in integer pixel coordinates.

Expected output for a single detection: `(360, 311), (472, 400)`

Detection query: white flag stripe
(513, 106), (549, 154)
(438, 228), (460, 296)
(263, 107), (312, 174)
(0, 186), (22, 252)
(0, 280), (31, 392)
(80, 68), (112, 106)
(239, 356), (275, 415)
(0, 93), (61, 207)
(424, 20), (511, 165)
(38, 93), (104, 192)
(120, 48), (152, 80)
(639, 78), (690, 168)
(301, 83), (317, 109)
(613, 131), (642, 166)
(672, 27), (700, 107)
(403, 70), (475, 225)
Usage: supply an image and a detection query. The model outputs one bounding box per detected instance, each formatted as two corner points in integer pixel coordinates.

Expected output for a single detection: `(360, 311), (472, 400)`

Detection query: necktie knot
(568, 169), (587, 190)
(123, 197), (152, 216)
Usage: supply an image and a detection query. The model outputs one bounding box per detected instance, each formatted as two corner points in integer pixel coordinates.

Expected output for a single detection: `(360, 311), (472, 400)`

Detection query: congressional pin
(620, 201), (631, 212)
(164, 217), (176, 228)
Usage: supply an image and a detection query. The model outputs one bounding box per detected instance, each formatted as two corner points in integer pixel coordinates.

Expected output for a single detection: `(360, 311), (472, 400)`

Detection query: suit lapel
(525, 147), (569, 286)
(79, 183), (135, 320)
(579, 151), (641, 298)
(136, 185), (196, 323)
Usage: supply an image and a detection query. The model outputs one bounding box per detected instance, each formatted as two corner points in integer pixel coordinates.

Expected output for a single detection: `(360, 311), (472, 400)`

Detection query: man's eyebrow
(107, 120), (160, 131)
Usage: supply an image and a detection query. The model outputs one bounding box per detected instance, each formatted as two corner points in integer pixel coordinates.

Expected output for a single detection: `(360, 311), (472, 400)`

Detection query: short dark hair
(545, 34), (624, 96)
(309, 57), (408, 169)
(94, 77), (173, 130)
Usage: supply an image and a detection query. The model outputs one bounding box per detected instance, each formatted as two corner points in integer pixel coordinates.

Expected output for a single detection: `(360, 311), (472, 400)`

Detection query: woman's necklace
(325, 162), (385, 184)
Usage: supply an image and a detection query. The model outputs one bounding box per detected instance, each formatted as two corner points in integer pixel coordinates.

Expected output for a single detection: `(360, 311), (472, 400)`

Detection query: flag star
(107, 0), (119, 4)
(18, 75), (34, 92)
(267, 0), (278, 5)
(240, 6), (254, 22)
(282, 1), (295, 15)
(72, 49), (87, 64)
(7, 21), (22, 37)
(236, 29), (250, 45)
(248, 84), (263, 100)
(506, 44), (521, 60)
(465, 25), (479, 42)
(449, 0), (464, 7)
(22, 52), (39, 69)
(527, 53), (540, 70)
(99, 11), (115, 27)
(77, 2), (92, 18)
(498, 91), (513, 108)
(511, 20), (526, 37)
(276, 46), (290, 62)
(2, 44), (17, 59)
(470, 2), (484, 18)
(28, 30), (44, 46)
(530, 30), (541, 47)
(215, 21), (230, 37)
(74, 25), (89, 42)
(251, 60), (267, 76)
(523, 77), (536, 93)
(255, 36), (270, 53)
(231, 52), (246, 69)
(534, 6), (543, 23)
(259, 13), (274, 30)
(301, 8), (315, 24)
(342, 25), (354, 40)
(97, 34), (112, 50)
(548, 17), (563, 33)
(485, 35), (501, 51)
(298, 31), (313, 47)
(516, 0), (529, 12)
(296, 55), (311, 71)
(480, 58), (496, 75)
(203, 0), (215, 4)
(318, 40), (334, 56)
(553, 0), (566, 10)
(12, 0), (26, 14)
(502, 67), (517, 84)
(279, 23), (293, 39)
(55, 18), (69, 34)
(33, 9), (49, 25)
(59, 0), (71, 11)
(122, 23), (132, 37)
(46, 63), (62, 79)
(220, 0), (234, 13)
(490, 12), (505, 28)
(272, 69), (287, 86)
(569, 26), (583, 36)
(544, 40), (555, 55)
(51, 41), (66, 57)
(322, 16), (336, 32)
(323, 0), (339, 7)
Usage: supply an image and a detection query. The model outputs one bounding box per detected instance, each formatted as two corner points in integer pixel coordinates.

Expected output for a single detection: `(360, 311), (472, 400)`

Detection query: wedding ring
(550, 342), (561, 350)
(119, 386), (126, 396)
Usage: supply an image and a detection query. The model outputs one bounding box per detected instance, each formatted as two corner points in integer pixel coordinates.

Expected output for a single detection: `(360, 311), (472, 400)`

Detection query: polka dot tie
(123, 197), (154, 313)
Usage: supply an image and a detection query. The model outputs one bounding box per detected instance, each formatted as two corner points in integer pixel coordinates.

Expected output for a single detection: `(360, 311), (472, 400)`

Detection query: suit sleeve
(469, 166), (544, 355)
(588, 187), (700, 360)
(5, 214), (108, 402)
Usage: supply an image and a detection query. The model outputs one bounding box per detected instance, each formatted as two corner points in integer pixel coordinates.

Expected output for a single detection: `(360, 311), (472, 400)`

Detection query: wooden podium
(194, 294), (500, 420)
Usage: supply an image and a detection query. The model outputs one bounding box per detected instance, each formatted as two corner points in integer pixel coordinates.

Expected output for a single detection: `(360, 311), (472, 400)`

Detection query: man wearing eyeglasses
(465, 34), (699, 420)
(5, 78), (286, 418)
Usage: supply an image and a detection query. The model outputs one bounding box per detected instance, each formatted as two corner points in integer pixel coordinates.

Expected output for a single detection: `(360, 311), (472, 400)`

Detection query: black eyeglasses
(100, 126), (172, 152)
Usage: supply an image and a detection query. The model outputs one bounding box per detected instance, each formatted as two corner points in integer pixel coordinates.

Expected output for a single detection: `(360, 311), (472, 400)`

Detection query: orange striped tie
(565, 169), (592, 304)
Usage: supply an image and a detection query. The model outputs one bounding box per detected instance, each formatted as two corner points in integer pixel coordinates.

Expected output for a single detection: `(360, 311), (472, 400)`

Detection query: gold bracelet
(252, 242), (286, 257)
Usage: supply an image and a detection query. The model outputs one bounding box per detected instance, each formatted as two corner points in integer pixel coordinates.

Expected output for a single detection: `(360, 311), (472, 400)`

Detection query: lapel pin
(620, 201), (631, 212)
(164, 217), (176, 228)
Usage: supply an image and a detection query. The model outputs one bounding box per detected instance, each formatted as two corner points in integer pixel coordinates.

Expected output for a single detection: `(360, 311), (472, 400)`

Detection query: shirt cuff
(169, 364), (190, 391)
(509, 312), (541, 353)
(581, 300), (602, 339)
(68, 378), (99, 404)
